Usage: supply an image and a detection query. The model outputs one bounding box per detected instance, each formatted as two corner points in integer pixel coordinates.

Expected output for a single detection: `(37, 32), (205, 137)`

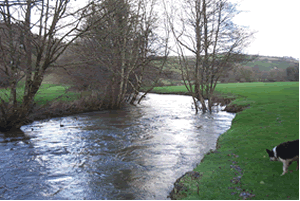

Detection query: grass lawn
(153, 82), (299, 200)
(0, 82), (105, 123)
(0, 83), (79, 105)
(35, 84), (78, 105)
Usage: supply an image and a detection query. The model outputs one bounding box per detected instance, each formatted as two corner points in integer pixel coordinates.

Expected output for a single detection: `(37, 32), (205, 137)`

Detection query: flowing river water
(0, 93), (235, 199)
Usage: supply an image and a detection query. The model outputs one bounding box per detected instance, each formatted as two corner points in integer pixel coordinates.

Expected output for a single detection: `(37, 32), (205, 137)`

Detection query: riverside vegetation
(0, 79), (105, 128)
(152, 82), (299, 200)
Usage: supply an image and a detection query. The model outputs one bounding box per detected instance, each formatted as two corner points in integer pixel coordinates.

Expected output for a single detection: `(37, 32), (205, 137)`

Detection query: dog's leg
(297, 159), (299, 170)
(281, 161), (289, 176)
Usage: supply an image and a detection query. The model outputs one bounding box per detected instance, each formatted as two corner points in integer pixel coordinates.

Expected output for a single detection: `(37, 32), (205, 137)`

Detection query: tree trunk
(208, 96), (212, 113)
(23, 0), (32, 105)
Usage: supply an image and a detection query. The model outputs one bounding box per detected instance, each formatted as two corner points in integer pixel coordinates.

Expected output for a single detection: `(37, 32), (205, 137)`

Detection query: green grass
(153, 82), (299, 200)
(34, 84), (78, 105)
(0, 83), (79, 105)
(150, 85), (189, 94)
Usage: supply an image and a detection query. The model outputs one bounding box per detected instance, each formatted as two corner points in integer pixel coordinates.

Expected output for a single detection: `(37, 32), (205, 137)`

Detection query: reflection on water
(0, 93), (235, 199)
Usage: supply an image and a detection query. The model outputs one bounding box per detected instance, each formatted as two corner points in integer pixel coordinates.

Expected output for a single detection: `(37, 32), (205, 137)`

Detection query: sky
(73, 0), (299, 59)
(232, 0), (299, 59)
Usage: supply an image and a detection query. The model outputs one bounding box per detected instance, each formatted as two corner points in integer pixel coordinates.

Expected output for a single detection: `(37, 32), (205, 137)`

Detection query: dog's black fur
(266, 139), (299, 176)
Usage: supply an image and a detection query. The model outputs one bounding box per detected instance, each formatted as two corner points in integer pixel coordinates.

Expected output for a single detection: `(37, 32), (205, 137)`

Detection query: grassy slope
(153, 82), (299, 200)
(244, 56), (298, 71)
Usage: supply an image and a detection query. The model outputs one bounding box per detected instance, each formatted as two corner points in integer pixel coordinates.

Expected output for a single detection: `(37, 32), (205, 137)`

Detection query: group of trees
(1, 0), (295, 132)
(165, 0), (253, 113)
(0, 0), (97, 131)
(59, 0), (169, 109)
(0, 0), (169, 131)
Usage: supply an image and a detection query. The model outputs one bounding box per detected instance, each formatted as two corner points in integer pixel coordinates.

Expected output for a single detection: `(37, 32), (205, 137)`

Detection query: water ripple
(0, 93), (235, 199)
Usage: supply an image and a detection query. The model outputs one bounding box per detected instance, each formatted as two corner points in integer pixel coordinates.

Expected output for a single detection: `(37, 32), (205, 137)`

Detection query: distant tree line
(151, 58), (299, 87)
(218, 63), (299, 83)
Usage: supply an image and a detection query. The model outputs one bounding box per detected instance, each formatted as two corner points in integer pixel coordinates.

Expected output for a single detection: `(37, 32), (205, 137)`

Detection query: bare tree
(165, 0), (253, 113)
(0, 0), (103, 132)
(61, 0), (169, 109)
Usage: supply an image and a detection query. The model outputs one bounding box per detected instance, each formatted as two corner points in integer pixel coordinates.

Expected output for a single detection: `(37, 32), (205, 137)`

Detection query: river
(0, 93), (235, 199)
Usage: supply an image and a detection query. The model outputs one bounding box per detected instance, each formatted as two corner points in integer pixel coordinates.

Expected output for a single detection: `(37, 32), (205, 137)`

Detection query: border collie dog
(266, 139), (299, 176)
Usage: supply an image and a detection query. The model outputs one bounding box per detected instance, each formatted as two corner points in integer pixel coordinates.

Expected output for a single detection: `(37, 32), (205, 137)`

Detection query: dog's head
(266, 149), (278, 161)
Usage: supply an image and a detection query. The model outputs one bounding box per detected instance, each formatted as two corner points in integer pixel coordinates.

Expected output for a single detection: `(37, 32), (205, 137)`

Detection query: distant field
(156, 55), (299, 85)
(154, 82), (299, 200)
(244, 56), (298, 71)
(165, 55), (298, 71)
(152, 82), (298, 106)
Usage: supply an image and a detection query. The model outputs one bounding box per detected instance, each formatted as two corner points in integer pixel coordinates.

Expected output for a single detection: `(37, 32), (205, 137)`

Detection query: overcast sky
(74, 0), (299, 59)
(232, 0), (299, 59)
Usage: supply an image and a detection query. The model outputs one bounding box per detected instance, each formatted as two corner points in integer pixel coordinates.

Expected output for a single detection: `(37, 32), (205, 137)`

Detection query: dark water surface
(0, 93), (235, 199)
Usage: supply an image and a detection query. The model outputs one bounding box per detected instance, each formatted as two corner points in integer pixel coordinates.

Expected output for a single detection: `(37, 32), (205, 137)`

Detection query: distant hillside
(157, 55), (299, 85)
(242, 55), (298, 71)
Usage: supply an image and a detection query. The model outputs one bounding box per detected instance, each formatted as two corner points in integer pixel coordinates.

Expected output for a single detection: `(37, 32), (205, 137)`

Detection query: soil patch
(168, 171), (202, 200)
(223, 104), (249, 113)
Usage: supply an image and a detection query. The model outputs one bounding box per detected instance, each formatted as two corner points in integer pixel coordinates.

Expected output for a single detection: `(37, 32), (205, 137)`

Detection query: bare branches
(58, 0), (169, 109)
(0, 0), (102, 130)
(166, 0), (253, 113)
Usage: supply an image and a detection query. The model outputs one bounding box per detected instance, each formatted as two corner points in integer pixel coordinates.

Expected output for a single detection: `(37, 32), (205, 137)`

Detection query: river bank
(1, 82), (298, 199)
(146, 89), (246, 113)
(1, 87), (241, 135)
(0, 93), (236, 199)
(159, 82), (299, 200)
